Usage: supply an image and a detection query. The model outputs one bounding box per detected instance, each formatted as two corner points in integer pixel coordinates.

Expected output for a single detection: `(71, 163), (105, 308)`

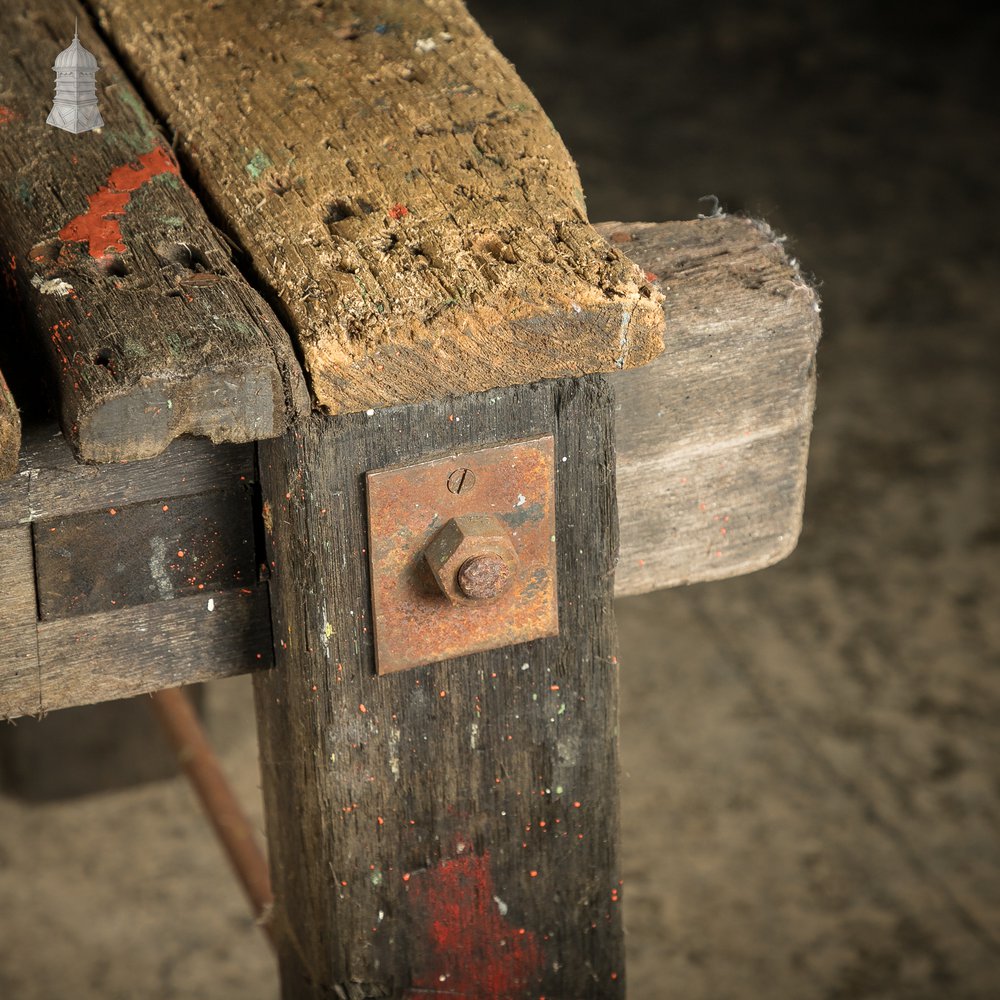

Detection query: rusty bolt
(457, 554), (511, 600)
(424, 513), (518, 603)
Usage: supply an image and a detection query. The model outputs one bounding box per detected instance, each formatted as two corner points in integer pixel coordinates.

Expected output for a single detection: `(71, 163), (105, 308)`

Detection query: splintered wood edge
(91, 0), (665, 413)
(0, 0), (308, 466)
(599, 217), (822, 595)
(0, 368), (20, 480)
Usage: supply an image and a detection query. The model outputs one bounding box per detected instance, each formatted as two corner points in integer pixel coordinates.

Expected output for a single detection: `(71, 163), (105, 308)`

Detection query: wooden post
(255, 376), (623, 997)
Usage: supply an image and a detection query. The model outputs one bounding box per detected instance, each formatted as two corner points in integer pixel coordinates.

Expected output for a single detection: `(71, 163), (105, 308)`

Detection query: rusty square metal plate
(366, 435), (558, 674)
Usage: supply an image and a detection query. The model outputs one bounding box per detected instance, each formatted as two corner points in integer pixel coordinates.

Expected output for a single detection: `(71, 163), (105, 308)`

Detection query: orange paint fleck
(0, 107), (18, 126)
(58, 147), (180, 258)
(108, 508), (117, 516)
(359, 703), (367, 713)
(388, 203), (409, 220)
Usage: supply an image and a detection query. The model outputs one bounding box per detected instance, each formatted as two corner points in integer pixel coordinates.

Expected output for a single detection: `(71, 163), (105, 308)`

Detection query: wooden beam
(89, 0), (664, 412)
(0, 0), (307, 462)
(255, 377), (623, 997)
(601, 218), (820, 593)
(0, 426), (269, 720)
(0, 216), (820, 719)
(0, 422), (256, 530)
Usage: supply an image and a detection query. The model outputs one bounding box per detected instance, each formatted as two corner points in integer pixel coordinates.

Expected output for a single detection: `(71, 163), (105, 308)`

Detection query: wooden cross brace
(0, 1), (820, 996)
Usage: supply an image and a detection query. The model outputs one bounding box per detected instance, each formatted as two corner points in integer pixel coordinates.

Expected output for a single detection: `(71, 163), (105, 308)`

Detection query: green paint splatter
(370, 870), (383, 887)
(162, 216), (184, 228)
(245, 149), (272, 179)
(106, 84), (159, 153)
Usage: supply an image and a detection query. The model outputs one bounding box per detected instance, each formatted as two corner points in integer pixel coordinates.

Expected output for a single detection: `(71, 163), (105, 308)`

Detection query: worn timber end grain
(93, 0), (665, 413)
(601, 217), (822, 594)
(0, 369), (20, 480)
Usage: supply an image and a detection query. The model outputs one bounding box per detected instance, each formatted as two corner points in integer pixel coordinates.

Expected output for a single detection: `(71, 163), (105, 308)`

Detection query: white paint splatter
(31, 274), (74, 296)
(615, 309), (632, 369)
(207, 598), (215, 612)
(415, 37), (437, 53)
(365, 408), (375, 416)
(470, 721), (479, 750)
(388, 726), (401, 780)
(515, 494), (526, 507)
(493, 895), (509, 916)
(148, 537), (174, 601)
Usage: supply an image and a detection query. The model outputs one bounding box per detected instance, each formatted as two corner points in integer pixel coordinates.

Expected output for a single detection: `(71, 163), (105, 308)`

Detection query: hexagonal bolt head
(424, 514), (519, 604)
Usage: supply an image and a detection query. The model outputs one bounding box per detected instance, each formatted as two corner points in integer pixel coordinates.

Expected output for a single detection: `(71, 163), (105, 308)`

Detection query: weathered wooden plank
(34, 587), (271, 714)
(90, 0), (663, 412)
(0, 422), (254, 529)
(255, 376), (623, 997)
(0, 0), (308, 462)
(601, 218), (820, 594)
(33, 488), (257, 619)
(0, 365), (19, 479)
(0, 526), (40, 719)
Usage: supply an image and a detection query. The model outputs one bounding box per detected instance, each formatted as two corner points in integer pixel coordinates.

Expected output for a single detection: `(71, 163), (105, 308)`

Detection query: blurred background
(1, 1), (997, 997)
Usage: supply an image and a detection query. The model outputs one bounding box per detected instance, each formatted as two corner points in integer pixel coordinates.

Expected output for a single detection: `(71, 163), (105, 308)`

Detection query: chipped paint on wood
(405, 849), (544, 999)
(57, 146), (179, 258)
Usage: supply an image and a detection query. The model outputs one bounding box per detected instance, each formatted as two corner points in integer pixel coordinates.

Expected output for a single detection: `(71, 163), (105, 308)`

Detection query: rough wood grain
(0, 588), (270, 720)
(0, 422), (255, 529)
(600, 218), (820, 594)
(255, 377), (623, 997)
(0, 426), (267, 721)
(89, 0), (663, 412)
(0, 0), (308, 462)
(0, 526), (41, 719)
(0, 366), (20, 479)
(33, 488), (257, 619)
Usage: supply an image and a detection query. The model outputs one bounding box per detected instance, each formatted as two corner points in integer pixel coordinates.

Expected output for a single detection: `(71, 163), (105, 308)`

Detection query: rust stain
(58, 146), (180, 258)
(366, 436), (558, 674)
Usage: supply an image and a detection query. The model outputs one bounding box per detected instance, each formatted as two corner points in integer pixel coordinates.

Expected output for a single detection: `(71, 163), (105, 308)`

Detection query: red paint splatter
(0, 106), (18, 126)
(58, 147), (179, 258)
(405, 850), (543, 999)
(388, 203), (409, 220)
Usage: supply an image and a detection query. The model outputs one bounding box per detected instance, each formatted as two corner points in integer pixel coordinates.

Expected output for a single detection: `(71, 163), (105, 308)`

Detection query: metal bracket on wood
(366, 435), (558, 674)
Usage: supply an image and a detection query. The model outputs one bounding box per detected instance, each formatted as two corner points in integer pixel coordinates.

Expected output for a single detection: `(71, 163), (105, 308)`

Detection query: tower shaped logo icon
(46, 20), (104, 134)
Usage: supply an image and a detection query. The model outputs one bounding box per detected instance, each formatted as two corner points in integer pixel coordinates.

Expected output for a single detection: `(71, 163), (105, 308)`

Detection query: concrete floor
(1, 1), (998, 997)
